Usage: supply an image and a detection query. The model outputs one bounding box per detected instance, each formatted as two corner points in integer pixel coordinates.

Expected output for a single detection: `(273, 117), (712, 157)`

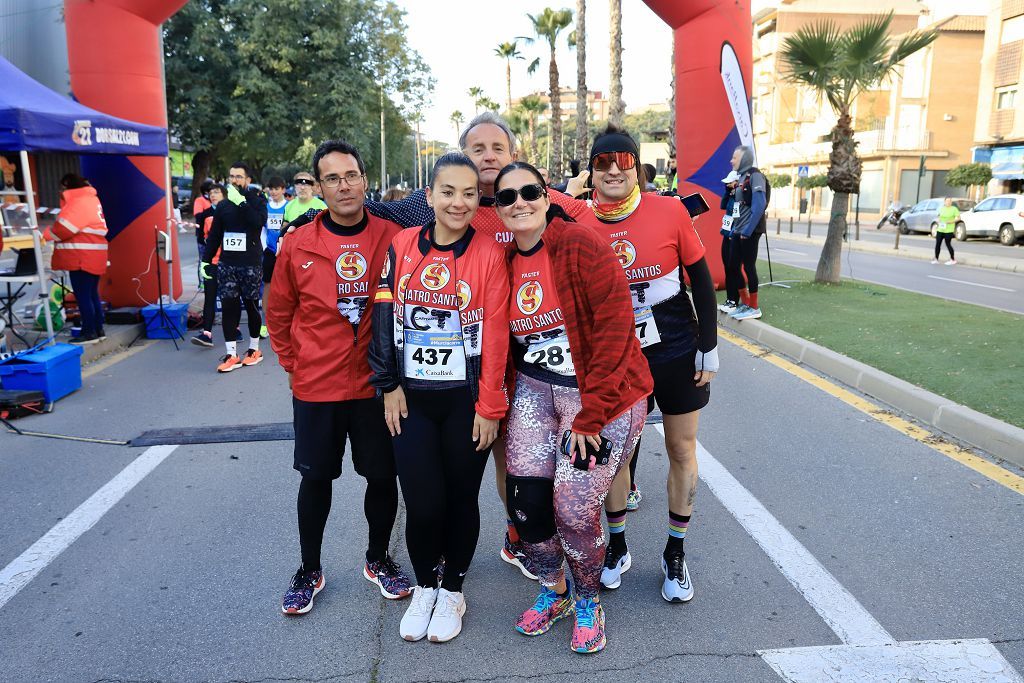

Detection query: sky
(393, 0), (673, 144)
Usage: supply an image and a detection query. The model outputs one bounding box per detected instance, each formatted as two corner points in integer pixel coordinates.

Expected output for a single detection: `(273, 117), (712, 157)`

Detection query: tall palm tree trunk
(608, 0), (624, 126)
(574, 0), (588, 163)
(506, 61), (513, 113)
(529, 117), (538, 165)
(549, 54), (562, 177)
(816, 112), (861, 283)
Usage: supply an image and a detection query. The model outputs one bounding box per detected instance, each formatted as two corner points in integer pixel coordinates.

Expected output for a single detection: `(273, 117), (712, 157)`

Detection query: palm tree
(449, 110), (464, 143)
(519, 94), (548, 165)
(526, 7), (574, 178)
(572, 0), (589, 162)
(478, 96), (501, 113)
(467, 86), (485, 115)
(608, 0), (624, 126)
(494, 41), (524, 112)
(780, 11), (937, 283)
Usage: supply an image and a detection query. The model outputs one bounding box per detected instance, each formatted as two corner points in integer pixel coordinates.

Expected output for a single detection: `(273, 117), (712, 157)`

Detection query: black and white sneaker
(69, 333), (98, 345)
(191, 332), (214, 347)
(600, 546), (631, 589)
(661, 551), (694, 603)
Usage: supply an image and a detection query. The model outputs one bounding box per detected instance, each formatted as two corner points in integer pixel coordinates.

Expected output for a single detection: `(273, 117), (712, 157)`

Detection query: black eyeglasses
(293, 178), (315, 186)
(495, 183), (547, 207)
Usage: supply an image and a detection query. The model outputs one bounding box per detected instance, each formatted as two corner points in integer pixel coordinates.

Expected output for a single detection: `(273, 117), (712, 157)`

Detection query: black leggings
(728, 233), (761, 294)
(297, 475), (399, 570)
(935, 233), (954, 260)
(202, 264), (218, 333)
(392, 386), (489, 592)
(628, 435), (641, 489)
(722, 236), (745, 302)
(222, 295), (261, 342)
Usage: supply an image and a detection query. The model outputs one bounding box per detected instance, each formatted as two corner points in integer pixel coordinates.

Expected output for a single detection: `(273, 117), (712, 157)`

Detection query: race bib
(732, 203), (741, 218)
(523, 335), (575, 377)
(267, 214), (284, 232)
(721, 215), (733, 231)
(223, 232), (246, 252)
(633, 307), (662, 348)
(402, 304), (466, 381)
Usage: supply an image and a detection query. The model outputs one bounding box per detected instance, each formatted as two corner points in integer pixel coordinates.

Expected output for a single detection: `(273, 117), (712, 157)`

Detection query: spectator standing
(727, 146), (767, 321)
(717, 171), (744, 314)
(193, 180), (215, 288)
(933, 197), (958, 265)
(191, 185), (225, 347)
(282, 172), (326, 231)
(53, 173), (108, 345)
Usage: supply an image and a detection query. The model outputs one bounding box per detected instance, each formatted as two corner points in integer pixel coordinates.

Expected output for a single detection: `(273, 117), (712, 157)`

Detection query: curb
(766, 232), (1024, 273)
(80, 324), (145, 365)
(718, 315), (1024, 469)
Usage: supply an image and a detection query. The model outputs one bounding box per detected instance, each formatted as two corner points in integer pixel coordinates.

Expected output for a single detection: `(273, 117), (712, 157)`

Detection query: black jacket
(202, 188), (267, 267)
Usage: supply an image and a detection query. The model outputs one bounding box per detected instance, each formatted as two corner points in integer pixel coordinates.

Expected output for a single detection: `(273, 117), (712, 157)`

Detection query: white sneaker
(427, 588), (466, 643)
(661, 554), (694, 603)
(400, 586), (437, 641)
(931, 259), (940, 264)
(945, 259), (957, 266)
(599, 549), (631, 589)
(717, 300), (738, 314)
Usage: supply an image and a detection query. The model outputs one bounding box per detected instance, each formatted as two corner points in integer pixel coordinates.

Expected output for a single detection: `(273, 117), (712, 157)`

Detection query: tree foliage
(795, 173), (829, 189)
(164, 0), (431, 191)
(766, 173), (792, 189)
(945, 163), (992, 189)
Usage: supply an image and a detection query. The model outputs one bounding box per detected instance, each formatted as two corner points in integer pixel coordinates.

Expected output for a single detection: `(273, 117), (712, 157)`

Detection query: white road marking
(761, 640), (1024, 683)
(663, 429), (892, 646)
(771, 248), (808, 256)
(927, 275), (1014, 292)
(657, 429), (1024, 681)
(0, 445), (178, 611)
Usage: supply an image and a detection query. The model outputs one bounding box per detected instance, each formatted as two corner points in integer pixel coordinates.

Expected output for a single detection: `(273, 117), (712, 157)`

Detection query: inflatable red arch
(65, 0), (749, 302)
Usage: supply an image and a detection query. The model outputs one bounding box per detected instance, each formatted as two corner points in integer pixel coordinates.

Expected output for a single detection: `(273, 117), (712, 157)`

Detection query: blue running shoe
(281, 566), (324, 615)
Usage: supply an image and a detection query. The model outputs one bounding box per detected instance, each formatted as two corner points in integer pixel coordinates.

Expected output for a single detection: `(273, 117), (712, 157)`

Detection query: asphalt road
(756, 237), (1024, 315)
(1, 320), (1022, 682)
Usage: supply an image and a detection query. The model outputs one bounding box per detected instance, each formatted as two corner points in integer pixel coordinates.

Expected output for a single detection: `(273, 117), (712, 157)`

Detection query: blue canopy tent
(0, 56), (169, 344)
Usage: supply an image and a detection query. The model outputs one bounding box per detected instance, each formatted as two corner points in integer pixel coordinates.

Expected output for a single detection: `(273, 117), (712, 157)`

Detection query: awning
(0, 56), (167, 156)
(974, 144), (1024, 180)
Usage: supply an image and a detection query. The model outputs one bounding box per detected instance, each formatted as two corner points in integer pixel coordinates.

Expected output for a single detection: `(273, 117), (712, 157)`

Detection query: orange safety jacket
(51, 186), (108, 276)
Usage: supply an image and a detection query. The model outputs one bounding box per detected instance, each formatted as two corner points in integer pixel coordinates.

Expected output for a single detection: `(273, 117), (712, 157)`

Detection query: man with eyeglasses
(202, 162), (268, 372)
(267, 139), (410, 616)
(282, 171), (327, 231)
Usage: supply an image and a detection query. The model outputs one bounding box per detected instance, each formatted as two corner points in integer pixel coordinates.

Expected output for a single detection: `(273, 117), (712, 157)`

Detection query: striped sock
(606, 508), (627, 554)
(665, 511), (690, 557)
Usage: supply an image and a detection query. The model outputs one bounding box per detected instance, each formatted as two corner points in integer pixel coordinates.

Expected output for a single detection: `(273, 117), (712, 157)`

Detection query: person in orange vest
(52, 173), (108, 345)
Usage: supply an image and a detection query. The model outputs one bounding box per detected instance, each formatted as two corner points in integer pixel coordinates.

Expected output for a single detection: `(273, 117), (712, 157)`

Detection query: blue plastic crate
(141, 303), (189, 339)
(0, 343), (83, 402)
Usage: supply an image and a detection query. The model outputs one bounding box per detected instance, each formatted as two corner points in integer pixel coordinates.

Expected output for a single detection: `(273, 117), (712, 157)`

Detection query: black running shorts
(217, 263), (262, 300)
(648, 348), (711, 416)
(292, 396), (395, 480)
(262, 249), (276, 284)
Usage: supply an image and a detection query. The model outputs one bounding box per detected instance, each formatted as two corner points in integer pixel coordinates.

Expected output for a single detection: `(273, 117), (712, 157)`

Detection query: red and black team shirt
(508, 240), (578, 388)
(585, 193), (705, 366)
(320, 218), (376, 332)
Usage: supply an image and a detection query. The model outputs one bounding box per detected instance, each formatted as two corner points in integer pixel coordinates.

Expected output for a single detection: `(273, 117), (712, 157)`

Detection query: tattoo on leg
(687, 481), (697, 507)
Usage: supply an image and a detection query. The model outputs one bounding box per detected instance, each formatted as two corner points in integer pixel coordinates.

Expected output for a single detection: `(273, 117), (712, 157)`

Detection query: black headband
(589, 132), (640, 166)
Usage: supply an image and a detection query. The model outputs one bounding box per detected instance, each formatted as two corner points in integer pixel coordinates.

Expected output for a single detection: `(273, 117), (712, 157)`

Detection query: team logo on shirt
(611, 239), (636, 268)
(517, 280), (543, 315)
(457, 280), (472, 311)
(380, 256), (391, 279)
(420, 263), (451, 291)
(336, 251), (366, 281)
(397, 274), (412, 303)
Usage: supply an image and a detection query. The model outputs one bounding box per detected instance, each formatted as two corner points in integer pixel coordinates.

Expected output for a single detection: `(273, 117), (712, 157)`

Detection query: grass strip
(723, 261), (1024, 429)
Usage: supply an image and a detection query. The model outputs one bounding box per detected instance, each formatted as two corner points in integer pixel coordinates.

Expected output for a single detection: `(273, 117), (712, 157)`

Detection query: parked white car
(955, 194), (1024, 245)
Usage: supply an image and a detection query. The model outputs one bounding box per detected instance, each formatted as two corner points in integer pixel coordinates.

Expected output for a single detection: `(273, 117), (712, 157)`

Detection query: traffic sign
(797, 165), (809, 178)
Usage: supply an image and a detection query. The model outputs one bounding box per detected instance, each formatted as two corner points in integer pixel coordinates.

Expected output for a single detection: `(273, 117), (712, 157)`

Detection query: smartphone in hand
(681, 192), (710, 218)
(561, 430), (614, 470)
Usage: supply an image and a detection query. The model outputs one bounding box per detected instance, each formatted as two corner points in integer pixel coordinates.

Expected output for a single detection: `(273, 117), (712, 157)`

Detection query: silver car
(897, 197), (975, 235)
(956, 194), (1024, 245)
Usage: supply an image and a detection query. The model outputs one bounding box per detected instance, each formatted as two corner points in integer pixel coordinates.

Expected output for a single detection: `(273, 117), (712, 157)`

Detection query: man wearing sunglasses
(583, 127), (719, 604)
(283, 172), (327, 231)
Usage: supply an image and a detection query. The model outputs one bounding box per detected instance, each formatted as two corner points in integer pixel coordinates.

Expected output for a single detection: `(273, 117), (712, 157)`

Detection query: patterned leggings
(505, 372), (647, 599)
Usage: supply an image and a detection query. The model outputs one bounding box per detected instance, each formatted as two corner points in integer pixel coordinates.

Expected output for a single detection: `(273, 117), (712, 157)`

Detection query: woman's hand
(472, 414), (499, 452)
(694, 369), (716, 387)
(383, 386), (408, 436)
(566, 431), (603, 470)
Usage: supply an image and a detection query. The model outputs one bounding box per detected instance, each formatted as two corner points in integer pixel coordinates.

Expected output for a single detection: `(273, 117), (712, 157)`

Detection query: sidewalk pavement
(718, 314), (1024, 469)
(764, 230), (1024, 273)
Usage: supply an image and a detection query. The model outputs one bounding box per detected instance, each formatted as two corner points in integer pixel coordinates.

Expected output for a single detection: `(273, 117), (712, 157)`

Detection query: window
(996, 87), (1017, 110)
(975, 198), (995, 211)
(1001, 15), (1024, 44)
(925, 200), (940, 211)
(996, 197), (1016, 210)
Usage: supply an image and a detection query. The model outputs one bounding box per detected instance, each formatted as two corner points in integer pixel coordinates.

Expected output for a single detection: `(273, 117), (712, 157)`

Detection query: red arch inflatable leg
(643, 0), (754, 288)
(64, 0), (188, 307)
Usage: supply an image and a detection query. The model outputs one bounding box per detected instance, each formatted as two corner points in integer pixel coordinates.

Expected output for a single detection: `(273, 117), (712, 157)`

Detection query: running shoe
(69, 333), (98, 345)
(729, 304), (751, 319)
(945, 259), (957, 266)
(191, 331), (214, 347)
(626, 486), (642, 512)
(515, 586), (574, 636)
(661, 552), (694, 603)
(217, 354), (242, 372)
(427, 588), (466, 643)
(500, 533), (539, 580)
(281, 566), (325, 615)
(930, 259), (940, 264)
(363, 555), (412, 600)
(600, 547), (631, 590)
(400, 586), (437, 641)
(717, 299), (738, 314)
(260, 324), (269, 338)
(732, 306), (762, 321)
(570, 597), (606, 654)
(241, 348), (263, 366)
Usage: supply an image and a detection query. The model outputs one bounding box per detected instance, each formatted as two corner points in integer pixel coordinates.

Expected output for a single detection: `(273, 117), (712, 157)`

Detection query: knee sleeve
(505, 475), (556, 543)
